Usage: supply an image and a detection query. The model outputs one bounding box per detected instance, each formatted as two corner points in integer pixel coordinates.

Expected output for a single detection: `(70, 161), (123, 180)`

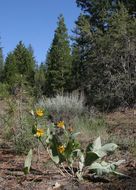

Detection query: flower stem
(39, 139), (66, 177)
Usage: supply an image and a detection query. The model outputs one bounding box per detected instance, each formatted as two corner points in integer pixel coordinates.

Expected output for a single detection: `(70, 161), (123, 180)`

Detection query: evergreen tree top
(52, 14), (70, 46)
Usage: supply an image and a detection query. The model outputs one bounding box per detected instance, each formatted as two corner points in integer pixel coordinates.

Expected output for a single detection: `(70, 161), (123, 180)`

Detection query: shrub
(0, 83), (9, 99)
(1, 95), (37, 154)
(37, 93), (87, 124)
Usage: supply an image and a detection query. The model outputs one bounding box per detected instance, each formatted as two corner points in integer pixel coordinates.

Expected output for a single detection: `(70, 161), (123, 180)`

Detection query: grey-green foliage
(84, 136), (125, 177)
(48, 135), (124, 177)
(89, 160), (126, 176)
(25, 108), (125, 179)
(45, 14), (72, 96)
(85, 136), (118, 166)
(23, 149), (33, 174)
(38, 93), (86, 123)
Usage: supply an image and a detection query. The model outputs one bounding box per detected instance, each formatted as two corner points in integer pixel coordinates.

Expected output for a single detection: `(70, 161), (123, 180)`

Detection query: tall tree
(76, 0), (136, 32)
(0, 46), (4, 82)
(13, 41), (35, 85)
(73, 1), (136, 110)
(4, 52), (18, 86)
(71, 14), (92, 91)
(45, 14), (72, 96)
(4, 41), (36, 90)
(34, 62), (46, 97)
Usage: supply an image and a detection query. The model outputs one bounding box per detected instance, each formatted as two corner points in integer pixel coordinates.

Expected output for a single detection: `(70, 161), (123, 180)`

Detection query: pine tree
(45, 14), (72, 96)
(71, 14), (92, 91)
(0, 46), (4, 82)
(73, 1), (136, 110)
(76, 0), (114, 32)
(106, 4), (136, 107)
(34, 62), (46, 96)
(4, 52), (17, 87)
(4, 42), (36, 91)
(76, 0), (136, 32)
(13, 41), (35, 85)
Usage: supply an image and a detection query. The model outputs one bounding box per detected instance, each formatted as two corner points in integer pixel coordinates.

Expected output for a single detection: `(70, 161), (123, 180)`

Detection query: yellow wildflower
(57, 145), (65, 154)
(35, 109), (44, 117)
(57, 121), (65, 129)
(34, 128), (44, 137)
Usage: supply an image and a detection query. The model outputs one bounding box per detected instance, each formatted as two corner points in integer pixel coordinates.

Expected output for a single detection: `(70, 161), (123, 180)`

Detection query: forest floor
(0, 101), (136, 190)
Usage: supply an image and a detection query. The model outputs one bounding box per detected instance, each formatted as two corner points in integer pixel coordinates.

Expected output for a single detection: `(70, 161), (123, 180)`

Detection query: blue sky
(0, 0), (81, 63)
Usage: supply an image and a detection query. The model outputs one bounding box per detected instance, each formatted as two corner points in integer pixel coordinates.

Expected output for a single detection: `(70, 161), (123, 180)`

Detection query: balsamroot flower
(57, 145), (65, 154)
(35, 109), (44, 117)
(34, 128), (44, 137)
(57, 121), (65, 129)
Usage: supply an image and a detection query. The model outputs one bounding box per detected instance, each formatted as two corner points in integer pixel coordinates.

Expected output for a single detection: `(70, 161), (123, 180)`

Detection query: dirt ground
(0, 105), (136, 190)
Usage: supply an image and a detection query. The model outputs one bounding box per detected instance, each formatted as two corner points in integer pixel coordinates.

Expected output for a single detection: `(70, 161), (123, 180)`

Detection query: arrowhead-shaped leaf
(101, 143), (118, 153)
(23, 149), (33, 175)
(89, 161), (116, 175)
(48, 148), (60, 164)
(93, 136), (101, 150)
(87, 137), (118, 159)
(85, 151), (99, 166)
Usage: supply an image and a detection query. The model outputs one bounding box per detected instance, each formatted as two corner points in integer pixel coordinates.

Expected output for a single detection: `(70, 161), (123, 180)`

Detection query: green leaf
(48, 135), (65, 164)
(93, 136), (102, 150)
(48, 135), (60, 164)
(89, 161), (114, 175)
(23, 149), (33, 175)
(77, 150), (85, 172)
(112, 160), (125, 166)
(87, 137), (118, 159)
(48, 148), (60, 164)
(113, 171), (128, 177)
(32, 125), (37, 135)
(87, 137), (105, 158)
(89, 160), (125, 176)
(64, 140), (74, 159)
(89, 159), (126, 176)
(85, 151), (99, 166)
(71, 149), (84, 180)
(101, 143), (118, 153)
(71, 132), (80, 139)
(46, 128), (53, 144)
(65, 139), (80, 158)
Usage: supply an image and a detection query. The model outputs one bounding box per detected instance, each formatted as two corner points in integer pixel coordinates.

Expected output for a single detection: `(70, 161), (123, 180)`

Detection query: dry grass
(106, 109), (136, 157)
